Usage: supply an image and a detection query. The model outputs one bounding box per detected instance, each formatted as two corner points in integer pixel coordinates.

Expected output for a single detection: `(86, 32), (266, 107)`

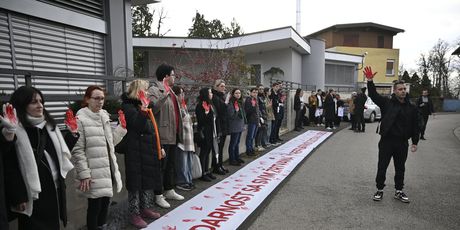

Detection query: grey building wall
(302, 38), (325, 90)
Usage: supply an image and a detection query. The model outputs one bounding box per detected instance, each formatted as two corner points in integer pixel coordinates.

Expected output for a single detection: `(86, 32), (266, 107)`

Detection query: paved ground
(247, 113), (460, 230)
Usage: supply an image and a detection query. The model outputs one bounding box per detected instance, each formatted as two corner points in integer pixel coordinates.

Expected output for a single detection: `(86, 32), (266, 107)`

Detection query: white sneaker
(164, 189), (184, 201)
(155, 195), (171, 208)
(326, 127), (332, 130)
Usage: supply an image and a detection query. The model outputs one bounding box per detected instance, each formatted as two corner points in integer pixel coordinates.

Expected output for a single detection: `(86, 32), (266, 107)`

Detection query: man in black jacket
(416, 89), (435, 140)
(364, 67), (420, 203)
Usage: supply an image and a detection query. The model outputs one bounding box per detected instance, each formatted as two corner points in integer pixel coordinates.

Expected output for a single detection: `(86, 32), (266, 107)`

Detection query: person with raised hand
(5, 86), (78, 229)
(227, 88), (246, 166)
(195, 87), (219, 182)
(70, 86), (127, 230)
(121, 80), (163, 228)
(1, 103), (20, 229)
(147, 64), (184, 208)
(365, 66), (420, 204)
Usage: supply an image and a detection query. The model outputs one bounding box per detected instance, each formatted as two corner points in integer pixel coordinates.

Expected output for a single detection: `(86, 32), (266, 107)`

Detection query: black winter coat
(0, 134), (19, 230)
(195, 101), (217, 147)
(211, 89), (229, 136)
(121, 94), (162, 192)
(368, 81), (420, 144)
(244, 97), (260, 124)
(323, 94), (336, 120)
(5, 126), (78, 230)
(294, 95), (301, 111)
(354, 93), (367, 113)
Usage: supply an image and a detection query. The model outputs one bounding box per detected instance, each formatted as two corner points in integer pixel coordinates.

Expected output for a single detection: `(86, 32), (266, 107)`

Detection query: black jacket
(195, 100), (216, 147)
(121, 94), (162, 192)
(244, 97), (260, 124)
(354, 93), (367, 112)
(294, 95), (301, 111)
(323, 94), (336, 120)
(368, 81), (420, 145)
(0, 134), (19, 229)
(211, 89), (229, 136)
(416, 95), (434, 116)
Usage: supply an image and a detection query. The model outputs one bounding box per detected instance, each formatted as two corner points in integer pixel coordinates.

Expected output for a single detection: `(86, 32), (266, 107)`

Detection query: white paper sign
(145, 130), (332, 230)
(315, 108), (323, 117)
(338, 107), (344, 117)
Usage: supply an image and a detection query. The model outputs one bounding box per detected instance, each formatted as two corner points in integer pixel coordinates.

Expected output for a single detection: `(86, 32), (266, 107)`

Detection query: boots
(129, 215), (147, 229)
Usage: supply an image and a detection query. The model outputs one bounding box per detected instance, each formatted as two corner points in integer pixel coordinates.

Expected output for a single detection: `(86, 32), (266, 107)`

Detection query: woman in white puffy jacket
(71, 86), (127, 230)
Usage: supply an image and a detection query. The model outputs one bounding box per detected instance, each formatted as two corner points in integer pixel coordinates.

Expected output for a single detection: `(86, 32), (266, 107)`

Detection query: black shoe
(220, 166), (229, 173)
(229, 161), (241, 166)
(237, 158), (245, 163)
(200, 175), (212, 182)
(207, 173), (216, 180)
(373, 190), (383, 201)
(295, 128), (301, 131)
(394, 191), (410, 203)
(277, 138), (284, 142)
(213, 168), (226, 175)
(420, 136), (426, 140)
(348, 128), (354, 130)
(176, 184), (193, 191)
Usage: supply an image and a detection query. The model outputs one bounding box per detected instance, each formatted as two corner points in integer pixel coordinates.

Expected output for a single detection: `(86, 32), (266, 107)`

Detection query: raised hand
(118, 110), (126, 129)
(363, 66), (377, 80)
(202, 101), (210, 113)
(64, 108), (78, 133)
(0, 103), (18, 132)
(234, 100), (239, 111)
(163, 78), (171, 93)
(251, 98), (257, 107)
(138, 90), (150, 110)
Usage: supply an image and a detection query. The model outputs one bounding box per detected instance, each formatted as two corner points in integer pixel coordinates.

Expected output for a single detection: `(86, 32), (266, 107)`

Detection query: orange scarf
(146, 108), (163, 160)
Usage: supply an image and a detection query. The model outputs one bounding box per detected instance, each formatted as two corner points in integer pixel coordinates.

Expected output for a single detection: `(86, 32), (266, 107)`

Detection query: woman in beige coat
(71, 86), (127, 230)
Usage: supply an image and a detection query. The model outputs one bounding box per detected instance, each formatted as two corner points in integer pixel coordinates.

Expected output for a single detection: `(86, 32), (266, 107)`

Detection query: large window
(325, 64), (354, 85)
(386, 59), (395, 76)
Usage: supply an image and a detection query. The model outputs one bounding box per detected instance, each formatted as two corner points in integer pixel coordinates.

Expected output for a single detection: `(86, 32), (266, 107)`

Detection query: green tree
(188, 12), (243, 38)
(401, 70), (411, 83)
(132, 5), (154, 36)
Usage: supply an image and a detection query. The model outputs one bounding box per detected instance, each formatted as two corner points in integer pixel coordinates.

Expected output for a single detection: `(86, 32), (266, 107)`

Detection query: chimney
(296, 0), (301, 34)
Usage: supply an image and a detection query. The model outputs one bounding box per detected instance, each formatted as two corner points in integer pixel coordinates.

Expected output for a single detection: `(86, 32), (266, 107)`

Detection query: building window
(386, 59), (395, 76)
(343, 34), (359, 47)
(378, 35), (384, 48)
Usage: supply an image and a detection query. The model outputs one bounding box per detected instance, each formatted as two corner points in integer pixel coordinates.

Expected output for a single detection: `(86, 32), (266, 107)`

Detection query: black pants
(270, 118), (282, 142)
(156, 144), (176, 193)
(421, 114), (429, 137)
(375, 137), (409, 190)
(87, 197), (110, 230)
(294, 110), (303, 129)
(212, 135), (226, 169)
(308, 107), (316, 125)
(350, 114), (356, 130)
(355, 111), (365, 131)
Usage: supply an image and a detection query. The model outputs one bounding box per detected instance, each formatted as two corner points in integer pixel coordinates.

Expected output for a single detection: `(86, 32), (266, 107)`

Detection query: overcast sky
(150, 0), (460, 71)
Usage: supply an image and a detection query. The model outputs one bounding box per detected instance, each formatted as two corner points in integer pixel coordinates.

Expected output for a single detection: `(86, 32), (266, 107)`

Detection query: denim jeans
(228, 132), (242, 162)
(175, 147), (193, 185)
(246, 123), (258, 153)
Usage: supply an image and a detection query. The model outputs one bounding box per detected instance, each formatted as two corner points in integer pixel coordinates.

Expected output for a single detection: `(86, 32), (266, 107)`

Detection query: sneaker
(155, 195), (171, 208)
(164, 189), (184, 201)
(229, 161), (241, 166)
(373, 190), (383, 201)
(394, 190), (410, 203)
(141, 208), (161, 219)
(129, 215), (147, 229)
(176, 184), (192, 191)
(326, 127), (332, 130)
(420, 136), (426, 140)
(258, 146), (266, 151)
(237, 158), (245, 163)
(265, 143), (273, 148)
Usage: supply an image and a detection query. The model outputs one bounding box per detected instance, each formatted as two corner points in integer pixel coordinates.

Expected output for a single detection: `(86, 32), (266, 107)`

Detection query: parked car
(364, 97), (381, 123)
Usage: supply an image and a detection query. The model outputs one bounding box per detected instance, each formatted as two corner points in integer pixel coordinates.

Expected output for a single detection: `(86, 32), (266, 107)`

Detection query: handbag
(115, 135), (128, 154)
(191, 153), (202, 179)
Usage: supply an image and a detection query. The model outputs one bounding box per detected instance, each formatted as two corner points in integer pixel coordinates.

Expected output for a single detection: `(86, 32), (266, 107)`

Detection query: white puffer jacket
(71, 107), (126, 198)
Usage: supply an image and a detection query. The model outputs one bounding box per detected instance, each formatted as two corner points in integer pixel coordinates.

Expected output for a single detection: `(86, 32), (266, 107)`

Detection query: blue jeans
(228, 132), (242, 162)
(175, 147), (193, 185)
(246, 123), (258, 153)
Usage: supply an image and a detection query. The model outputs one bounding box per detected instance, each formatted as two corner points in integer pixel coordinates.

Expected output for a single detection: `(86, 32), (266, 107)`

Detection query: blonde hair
(127, 79), (150, 99)
(213, 79), (225, 90)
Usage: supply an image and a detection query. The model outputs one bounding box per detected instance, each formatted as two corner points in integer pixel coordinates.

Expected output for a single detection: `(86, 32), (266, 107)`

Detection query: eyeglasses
(90, 97), (105, 101)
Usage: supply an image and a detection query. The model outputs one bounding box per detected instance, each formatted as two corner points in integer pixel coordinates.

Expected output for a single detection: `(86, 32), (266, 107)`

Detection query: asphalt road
(248, 113), (460, 230)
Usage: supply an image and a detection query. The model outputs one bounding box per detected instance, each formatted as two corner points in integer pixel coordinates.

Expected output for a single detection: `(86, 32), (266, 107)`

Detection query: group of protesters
(304, 89), (346, 130)
(0, 63), (293, 230)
